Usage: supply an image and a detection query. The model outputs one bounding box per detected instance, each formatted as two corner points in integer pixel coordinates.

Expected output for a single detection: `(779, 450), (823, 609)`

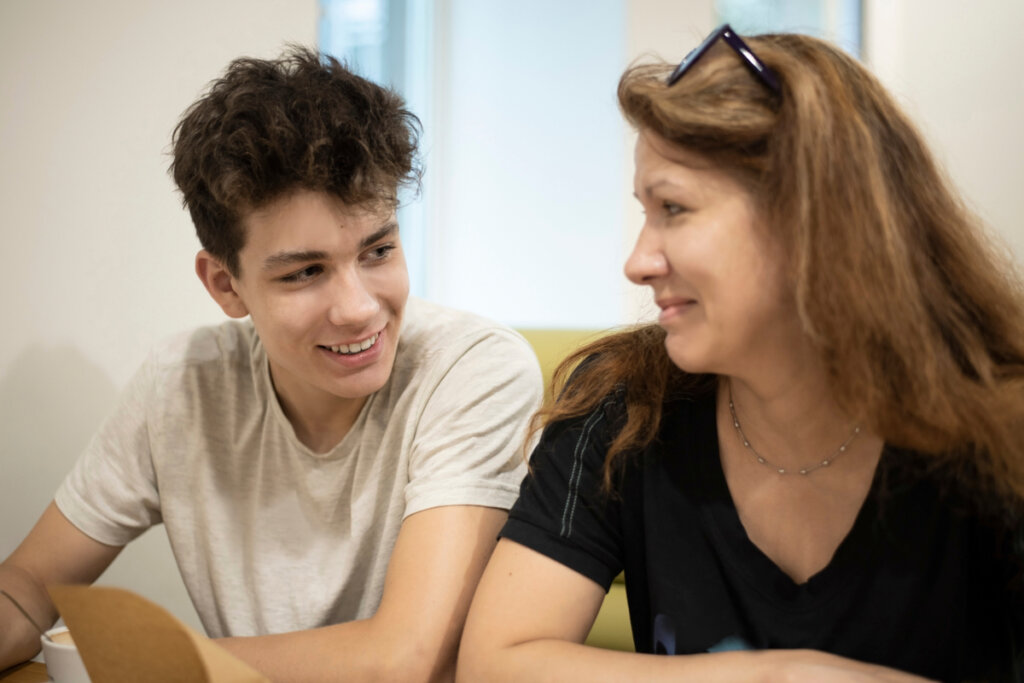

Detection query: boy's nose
(327, 272), (380, 327)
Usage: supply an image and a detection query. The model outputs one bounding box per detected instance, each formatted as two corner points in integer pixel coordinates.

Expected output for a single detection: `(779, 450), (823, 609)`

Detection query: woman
(457, 27), (1024, 682)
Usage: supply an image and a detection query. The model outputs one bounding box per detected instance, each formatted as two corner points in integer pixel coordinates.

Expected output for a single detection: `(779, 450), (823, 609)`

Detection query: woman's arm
(457, 539), (936, 683)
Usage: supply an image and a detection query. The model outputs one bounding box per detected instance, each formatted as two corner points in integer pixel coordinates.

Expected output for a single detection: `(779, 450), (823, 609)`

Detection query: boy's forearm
(218, 616), (453, 683)
(216, 505), (505, 683)
(0, 563), (58, 670)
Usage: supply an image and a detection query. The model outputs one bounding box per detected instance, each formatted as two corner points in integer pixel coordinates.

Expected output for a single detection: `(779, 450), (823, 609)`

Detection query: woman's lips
(656, 298), (697, 324)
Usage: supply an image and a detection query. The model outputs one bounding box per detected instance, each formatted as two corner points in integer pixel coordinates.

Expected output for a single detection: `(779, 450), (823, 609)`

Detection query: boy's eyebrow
(262, 250), (329, 271)
(359, 221), (398, 249)
(261, 222), (399, 271)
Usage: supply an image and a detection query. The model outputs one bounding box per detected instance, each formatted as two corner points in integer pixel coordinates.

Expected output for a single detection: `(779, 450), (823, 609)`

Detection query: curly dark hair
(170, 45), (422, 275)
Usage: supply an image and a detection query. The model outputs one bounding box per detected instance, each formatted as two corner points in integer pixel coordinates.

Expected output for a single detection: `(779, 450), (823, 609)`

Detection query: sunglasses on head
(666, 23), (780, 94)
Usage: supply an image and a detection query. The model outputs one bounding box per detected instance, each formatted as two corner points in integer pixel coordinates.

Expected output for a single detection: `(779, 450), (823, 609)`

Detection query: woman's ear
(195, 250), (249, 318)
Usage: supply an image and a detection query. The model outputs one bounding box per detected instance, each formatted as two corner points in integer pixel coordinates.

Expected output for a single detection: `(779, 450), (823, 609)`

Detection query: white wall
(0, 0), (317, 631)
(863, 0), (1024, 263)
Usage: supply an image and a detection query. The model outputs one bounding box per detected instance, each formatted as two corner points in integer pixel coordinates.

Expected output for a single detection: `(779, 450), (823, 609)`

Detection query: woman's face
(625, 130), (798, 376)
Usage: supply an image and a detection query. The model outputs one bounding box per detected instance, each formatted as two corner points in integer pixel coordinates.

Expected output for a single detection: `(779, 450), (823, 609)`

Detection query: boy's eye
(366, 244), (396, 262)
(280, 265), (322, 283)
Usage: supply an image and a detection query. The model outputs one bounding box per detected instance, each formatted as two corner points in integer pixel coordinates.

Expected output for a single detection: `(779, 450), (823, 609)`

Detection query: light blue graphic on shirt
(707, 634), (753, 652)
(653, 613), (753, 654)
(653, 614), (676, 654)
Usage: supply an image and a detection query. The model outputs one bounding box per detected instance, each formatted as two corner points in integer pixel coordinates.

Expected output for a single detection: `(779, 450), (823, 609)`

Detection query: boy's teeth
(329, 333), (379, 355)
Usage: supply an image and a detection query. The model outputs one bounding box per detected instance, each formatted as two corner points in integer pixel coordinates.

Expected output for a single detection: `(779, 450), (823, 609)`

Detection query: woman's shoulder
(542, 370), (717, 466)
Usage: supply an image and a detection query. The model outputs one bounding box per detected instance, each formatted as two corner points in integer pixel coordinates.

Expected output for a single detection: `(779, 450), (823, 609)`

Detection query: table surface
(0, 661), (47, 683)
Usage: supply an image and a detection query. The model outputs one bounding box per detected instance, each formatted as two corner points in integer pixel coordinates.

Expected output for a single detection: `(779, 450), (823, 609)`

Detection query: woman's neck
(720, 366), (863, 473)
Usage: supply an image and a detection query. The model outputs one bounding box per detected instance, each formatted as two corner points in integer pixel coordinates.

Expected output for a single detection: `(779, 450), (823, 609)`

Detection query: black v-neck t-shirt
(502, 385), (1023, 681)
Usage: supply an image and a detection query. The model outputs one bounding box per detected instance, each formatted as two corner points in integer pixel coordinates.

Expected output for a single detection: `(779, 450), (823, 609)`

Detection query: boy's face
(218, 189), (409, 421)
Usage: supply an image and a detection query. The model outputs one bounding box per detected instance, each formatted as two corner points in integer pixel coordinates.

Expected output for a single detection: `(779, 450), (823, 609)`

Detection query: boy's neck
(267, 362), (369, 454)
(283, 395), (367, 454)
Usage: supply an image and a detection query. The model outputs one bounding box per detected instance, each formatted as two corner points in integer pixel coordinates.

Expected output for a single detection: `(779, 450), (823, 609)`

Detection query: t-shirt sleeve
(500, 396), (625, 591)
(54, 355), (163, 546)
(403, 329), (542, 516)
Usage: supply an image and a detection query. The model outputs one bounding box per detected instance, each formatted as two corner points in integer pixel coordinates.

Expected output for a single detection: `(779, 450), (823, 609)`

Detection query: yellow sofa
(516, 329), (634, 653)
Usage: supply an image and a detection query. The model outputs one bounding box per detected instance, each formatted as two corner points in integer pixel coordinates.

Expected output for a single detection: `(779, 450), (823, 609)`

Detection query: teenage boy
(0, 48), (541, 681)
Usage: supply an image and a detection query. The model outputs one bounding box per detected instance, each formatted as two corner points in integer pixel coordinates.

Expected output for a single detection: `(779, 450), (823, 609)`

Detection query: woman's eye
(281, 265), (322, 283)
(662, 200), (685, 217)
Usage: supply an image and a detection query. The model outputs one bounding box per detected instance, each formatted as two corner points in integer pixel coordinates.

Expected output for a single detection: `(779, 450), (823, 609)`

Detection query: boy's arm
(218, 503), (508, 683)
(0, 501), (121, 669)
(219, 326), (541, 682)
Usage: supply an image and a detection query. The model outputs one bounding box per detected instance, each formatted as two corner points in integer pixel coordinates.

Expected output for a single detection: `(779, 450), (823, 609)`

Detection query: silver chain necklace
(727, 381), (861, 475)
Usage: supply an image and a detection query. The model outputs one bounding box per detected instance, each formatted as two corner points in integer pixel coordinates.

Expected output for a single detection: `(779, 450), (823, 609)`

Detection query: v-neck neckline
(690, 389), (886, 609)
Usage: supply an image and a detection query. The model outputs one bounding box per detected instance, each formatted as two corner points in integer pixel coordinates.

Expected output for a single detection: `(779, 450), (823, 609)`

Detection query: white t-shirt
(55, 297), (541, 637)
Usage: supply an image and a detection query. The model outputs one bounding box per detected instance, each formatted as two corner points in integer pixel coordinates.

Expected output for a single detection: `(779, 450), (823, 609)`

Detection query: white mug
(41, 626), (91, 683)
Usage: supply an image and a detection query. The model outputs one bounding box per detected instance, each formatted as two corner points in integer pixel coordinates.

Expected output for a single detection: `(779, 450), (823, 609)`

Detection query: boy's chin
(326, 370), (393, 400)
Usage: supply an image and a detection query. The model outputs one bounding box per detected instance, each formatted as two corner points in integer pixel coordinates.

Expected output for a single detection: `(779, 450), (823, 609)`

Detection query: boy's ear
(195, 250), (249, 318)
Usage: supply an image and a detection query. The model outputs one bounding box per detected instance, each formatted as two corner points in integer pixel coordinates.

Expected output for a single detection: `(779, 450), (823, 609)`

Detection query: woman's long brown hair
(538, 34), (1024, 514)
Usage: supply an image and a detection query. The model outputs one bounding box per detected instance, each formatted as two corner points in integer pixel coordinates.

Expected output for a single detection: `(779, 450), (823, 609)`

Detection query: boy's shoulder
(392, 297), (538, 384)
(399, 297), (527, 353)
(145, 319), (260, 381)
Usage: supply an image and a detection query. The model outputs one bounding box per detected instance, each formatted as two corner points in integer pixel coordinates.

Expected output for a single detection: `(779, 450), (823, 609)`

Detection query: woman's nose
(623, 226), (668, 285)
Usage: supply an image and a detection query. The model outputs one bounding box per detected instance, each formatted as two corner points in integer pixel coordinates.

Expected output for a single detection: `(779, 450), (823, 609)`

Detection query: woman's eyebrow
(637, 178), (684, 199)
